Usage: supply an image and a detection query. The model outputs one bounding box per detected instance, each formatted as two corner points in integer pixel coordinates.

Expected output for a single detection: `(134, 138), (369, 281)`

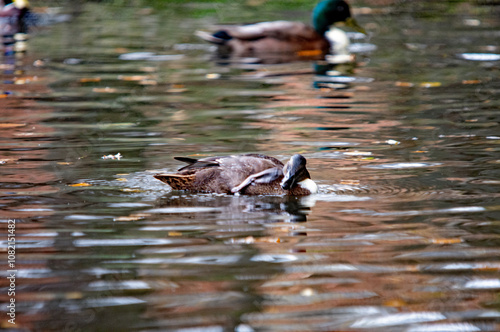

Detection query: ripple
(459, 53), (500, 61)
(421, 262), (500, 272)
(118, 52), (184, 61)
(350, 312), (446, 328)
(264, 291), (378, 306)
(86, 280), (151, 291)
(81, 297), (145, 308)
(108, 202), (152, 208)
(462, 279), (500, 290)
(407, 323), (481, 332)
(251, 254), (300, 263)
(365, 162), (441, 169)
(112, 255), (243, 265)
(340, 206), (486, 217)
(74, 238), (185, 247)
(145, 207), (223, 214)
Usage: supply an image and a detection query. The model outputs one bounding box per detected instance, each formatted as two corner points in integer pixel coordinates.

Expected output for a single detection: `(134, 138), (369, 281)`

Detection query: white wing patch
(298, 178), (318, 194)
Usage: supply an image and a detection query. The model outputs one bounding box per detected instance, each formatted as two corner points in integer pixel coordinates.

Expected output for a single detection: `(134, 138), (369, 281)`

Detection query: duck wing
(220, 21), (320, 42)
(231, 167), (283, 194)
(174, 156), (220, 171)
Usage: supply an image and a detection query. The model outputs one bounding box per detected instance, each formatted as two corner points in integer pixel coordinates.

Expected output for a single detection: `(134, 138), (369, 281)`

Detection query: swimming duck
(195, 0), (364, 62)
(0, 0), (30, 36)
(154, 154), (318, 196)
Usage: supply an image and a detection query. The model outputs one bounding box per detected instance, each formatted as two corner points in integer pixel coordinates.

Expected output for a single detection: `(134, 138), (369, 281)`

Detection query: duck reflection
(154, 193), (316, 223)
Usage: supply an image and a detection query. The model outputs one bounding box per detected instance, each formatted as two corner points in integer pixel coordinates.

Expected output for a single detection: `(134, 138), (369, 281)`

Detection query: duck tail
(154, 173), (195, 190)
(195, 30), (231, 45)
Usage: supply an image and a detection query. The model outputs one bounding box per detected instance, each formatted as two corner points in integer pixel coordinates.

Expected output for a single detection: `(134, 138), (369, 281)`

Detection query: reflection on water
(1, 1), (500, 331)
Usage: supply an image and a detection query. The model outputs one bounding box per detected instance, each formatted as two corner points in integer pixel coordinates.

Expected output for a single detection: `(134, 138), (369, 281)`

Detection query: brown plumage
(195, 0), (365, 63)
(154, 154), (318, 196)
(196, 21), (329, 60)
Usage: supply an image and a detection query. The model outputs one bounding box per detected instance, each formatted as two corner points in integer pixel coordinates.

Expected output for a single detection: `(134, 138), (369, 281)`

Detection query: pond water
(1, 0), (500, 331)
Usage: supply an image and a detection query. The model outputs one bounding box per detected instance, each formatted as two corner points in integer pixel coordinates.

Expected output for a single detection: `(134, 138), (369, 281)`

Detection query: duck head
(281, 154), (318, 194)
(312, 0), (365, 35)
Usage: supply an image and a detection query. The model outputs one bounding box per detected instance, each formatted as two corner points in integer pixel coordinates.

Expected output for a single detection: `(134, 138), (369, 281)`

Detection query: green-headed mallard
(195, 0), (364, 62)
(154, 154), (318, 196)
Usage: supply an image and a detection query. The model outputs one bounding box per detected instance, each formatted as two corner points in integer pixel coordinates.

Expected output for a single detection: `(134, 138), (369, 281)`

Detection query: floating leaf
(0, 158), (16, 164)
(340, 179), (361, 185)
(384, 299), (407, 307)
(115, 215), (144, 221)
(102, 153), (122, 160)
(121, 188), (143, 193)
(139, 80), (157, 85)
(395, 81), (414, 87)
(92, 87), (117, 93)
(118, 75), (152, 81)
(69, 183), (91, 187)
(462, 79), (481, 85)
(420, 82), (441, 88)
(0, 123), (26, 128)
(80, 77), (101, 83)
(205, 73), (221, 79)
(432, 238), (462, 244)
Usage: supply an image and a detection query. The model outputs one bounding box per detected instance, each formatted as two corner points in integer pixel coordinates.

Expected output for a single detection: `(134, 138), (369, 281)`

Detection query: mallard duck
(0, 0), (31, 35)
(154, 154), (318, 196)
(195, 0), (364, 61)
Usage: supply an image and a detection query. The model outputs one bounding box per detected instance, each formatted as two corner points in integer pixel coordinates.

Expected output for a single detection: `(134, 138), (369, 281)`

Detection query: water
(1, 1), (500, 331)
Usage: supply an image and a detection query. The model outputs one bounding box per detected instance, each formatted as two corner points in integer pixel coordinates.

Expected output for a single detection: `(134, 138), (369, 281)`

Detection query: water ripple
(350, 312), (446, 328)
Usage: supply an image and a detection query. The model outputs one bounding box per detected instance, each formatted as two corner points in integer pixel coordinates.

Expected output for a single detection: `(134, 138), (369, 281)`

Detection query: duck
(154, 154), (318, 196)
(0, 0), (31, 36)
(195, 0), (364, 62)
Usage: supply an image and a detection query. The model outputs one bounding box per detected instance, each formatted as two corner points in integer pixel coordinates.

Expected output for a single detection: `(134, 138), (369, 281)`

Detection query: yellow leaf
(419, 82), (441, 88)
(431, 238), (462, 244)
(69, 183), (91, 187)
(121, 188), (143, 193)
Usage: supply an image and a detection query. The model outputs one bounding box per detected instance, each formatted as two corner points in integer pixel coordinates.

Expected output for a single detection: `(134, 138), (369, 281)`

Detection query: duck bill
(345, 17), (366, 34)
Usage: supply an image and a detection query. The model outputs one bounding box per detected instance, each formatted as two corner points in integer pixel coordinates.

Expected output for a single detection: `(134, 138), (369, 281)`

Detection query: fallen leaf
(69, 183), (91, 187)
(80, 77), (101, 83)
(0, 123), (26, 128)
(432, 238), (462, 244)
(419, 82), (441, 88)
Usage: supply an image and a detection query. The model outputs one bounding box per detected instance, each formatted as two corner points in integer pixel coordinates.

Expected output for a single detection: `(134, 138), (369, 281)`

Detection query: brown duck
(195, 0), (364, 61)
(154, 154), (318, 196)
